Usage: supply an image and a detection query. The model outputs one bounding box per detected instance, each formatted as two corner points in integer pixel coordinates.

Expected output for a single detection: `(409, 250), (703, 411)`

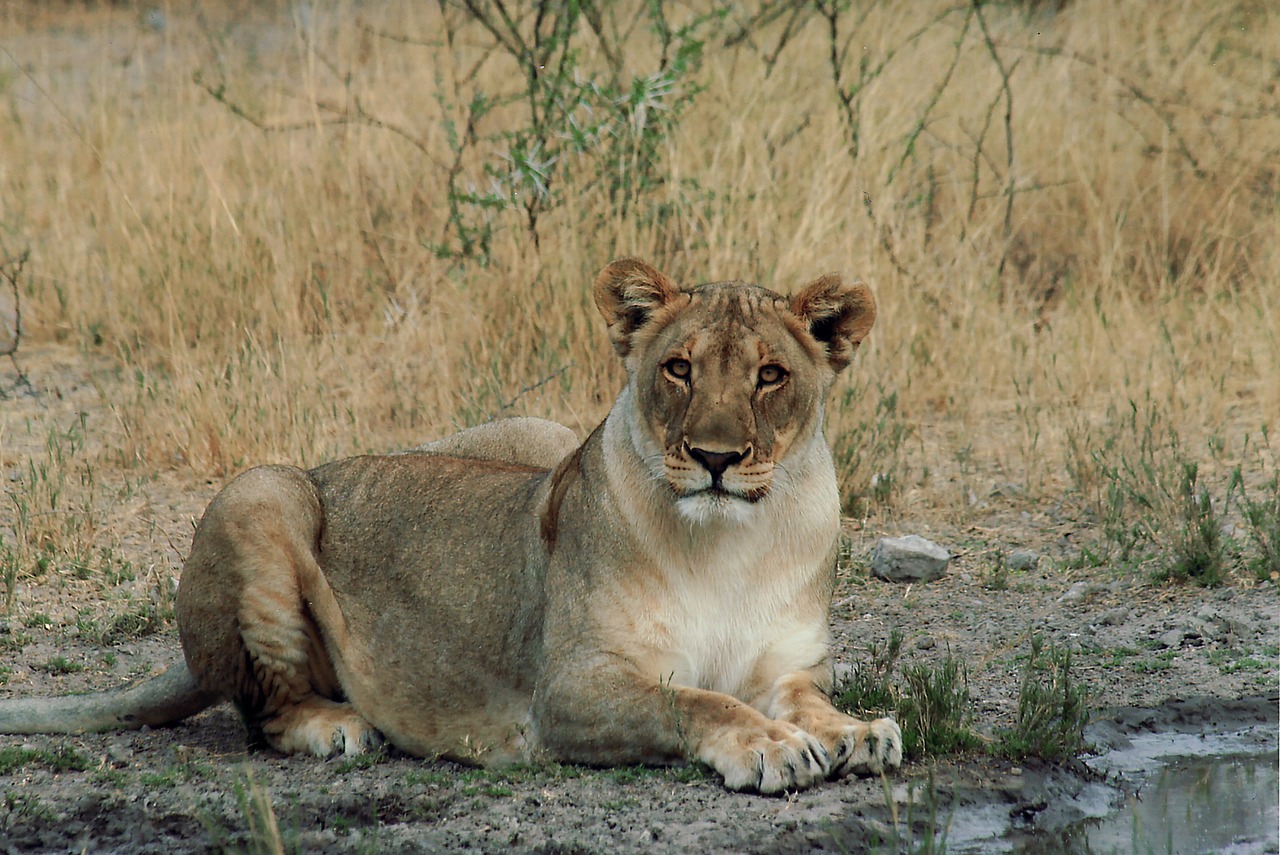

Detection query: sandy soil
(1, 349), (1276, 853)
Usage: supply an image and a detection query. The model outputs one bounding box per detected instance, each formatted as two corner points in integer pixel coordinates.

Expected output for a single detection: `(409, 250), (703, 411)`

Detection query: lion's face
(633, 285), (830, 521)
(594, 260), (876, 523)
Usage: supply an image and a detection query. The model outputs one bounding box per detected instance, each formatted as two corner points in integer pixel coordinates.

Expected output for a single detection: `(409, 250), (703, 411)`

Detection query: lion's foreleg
(534, 668), (830, 794)
(762, 670), (903, 778)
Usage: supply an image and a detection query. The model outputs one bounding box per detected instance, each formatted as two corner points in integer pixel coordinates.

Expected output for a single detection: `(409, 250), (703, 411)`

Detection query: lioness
(0, 259), (902, 793)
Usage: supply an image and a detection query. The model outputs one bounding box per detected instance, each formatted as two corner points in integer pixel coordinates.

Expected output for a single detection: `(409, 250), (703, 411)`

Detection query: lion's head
(594, 259), (876, 523)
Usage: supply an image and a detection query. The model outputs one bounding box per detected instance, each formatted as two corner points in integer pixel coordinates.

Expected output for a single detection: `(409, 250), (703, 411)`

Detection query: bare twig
(357, 20), (443, 49)
(885, 6), (974, 187)
(0, 249), (35, 398)
(817, 0), (877, 161)
(723, 0), (802, 50)
(971, 0), (1018, 276)
(820, 2), (967, 163)
(862, 192), (911, 282)
(579, 0), (623, 85)
(458, 0), (529, 65)
(996, 41), (1206, 176)
(964, 86), (1006, 230)
(761, 4), (811, 78)
(194, 71), (441, 166)
(497, 363), (573, 416)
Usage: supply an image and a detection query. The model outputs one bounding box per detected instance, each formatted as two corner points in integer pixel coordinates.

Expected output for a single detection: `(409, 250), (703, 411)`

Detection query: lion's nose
(687, 447), (746, 478)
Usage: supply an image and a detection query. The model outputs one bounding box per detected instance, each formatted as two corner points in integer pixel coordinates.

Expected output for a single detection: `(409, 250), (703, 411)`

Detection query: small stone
(870, 535), (951, 583)
(915, 637), (936, 650)
(832, 662), (854, 685)
(1095, 607), (1130, 626)
(1058, 581), (1096, 605)
(1007, 550), (1040, 571)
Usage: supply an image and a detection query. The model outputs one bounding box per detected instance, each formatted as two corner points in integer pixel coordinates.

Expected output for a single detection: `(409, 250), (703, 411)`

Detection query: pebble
(1007, 549), (1040, 571)
(1058, 581), (1097, 605)
(870, 535), (951, 583)
(1095, 607), (1131, 626)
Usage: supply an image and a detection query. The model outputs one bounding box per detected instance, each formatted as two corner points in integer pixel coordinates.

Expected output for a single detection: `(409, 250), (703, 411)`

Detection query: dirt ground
(1, 349), (1277, 854)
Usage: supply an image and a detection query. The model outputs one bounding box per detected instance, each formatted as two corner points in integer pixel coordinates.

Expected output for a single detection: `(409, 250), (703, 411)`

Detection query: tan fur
(0, 259), (901, 793)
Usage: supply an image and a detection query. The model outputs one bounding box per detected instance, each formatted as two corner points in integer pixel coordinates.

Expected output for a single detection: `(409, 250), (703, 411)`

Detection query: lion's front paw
(824, 716), (902, 777)
(700, 721), (831, 794)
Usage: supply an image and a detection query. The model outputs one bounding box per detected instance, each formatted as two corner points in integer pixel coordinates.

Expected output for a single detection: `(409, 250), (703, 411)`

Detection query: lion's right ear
(790, 274), (876, 373)
(594, 258), (679, 357)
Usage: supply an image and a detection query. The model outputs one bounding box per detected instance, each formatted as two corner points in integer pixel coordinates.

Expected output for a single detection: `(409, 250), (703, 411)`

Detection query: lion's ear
(594, 258), (679, 357)
(790, 274), (876, 373)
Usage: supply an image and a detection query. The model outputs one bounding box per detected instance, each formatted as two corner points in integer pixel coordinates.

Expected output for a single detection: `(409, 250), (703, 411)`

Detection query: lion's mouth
(675, 483), (766, 504)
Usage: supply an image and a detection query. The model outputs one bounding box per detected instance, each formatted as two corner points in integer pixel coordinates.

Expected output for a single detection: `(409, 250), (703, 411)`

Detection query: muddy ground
(1, 349), (1277, 854)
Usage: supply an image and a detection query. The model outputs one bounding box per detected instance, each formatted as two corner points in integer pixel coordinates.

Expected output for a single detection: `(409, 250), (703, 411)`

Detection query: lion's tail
(0, 663), (217, 734)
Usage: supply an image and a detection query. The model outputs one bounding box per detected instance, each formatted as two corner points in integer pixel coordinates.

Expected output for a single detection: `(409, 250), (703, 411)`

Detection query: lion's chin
(673, 488), (760, 526)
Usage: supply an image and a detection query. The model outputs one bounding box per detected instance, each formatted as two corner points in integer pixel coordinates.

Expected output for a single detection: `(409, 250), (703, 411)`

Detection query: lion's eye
(757, 364), (787, 387)
(665, 358), (692, 381)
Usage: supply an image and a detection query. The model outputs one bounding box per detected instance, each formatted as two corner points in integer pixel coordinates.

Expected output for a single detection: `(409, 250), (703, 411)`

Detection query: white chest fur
(603, 403), (840, 699)
(646, 531), (833, 697)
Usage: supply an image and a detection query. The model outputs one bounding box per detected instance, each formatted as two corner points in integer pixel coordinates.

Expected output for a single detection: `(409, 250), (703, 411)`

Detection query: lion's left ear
(594, 258), (680, 358)
(790, 274), (876, 373)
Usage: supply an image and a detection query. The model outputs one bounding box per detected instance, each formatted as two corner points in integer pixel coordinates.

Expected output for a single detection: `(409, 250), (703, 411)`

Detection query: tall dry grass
(0, 1), (1276, 588)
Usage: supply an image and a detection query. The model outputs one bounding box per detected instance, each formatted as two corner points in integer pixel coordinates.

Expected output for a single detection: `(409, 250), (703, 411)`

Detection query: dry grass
(0, 0), (1276, 595)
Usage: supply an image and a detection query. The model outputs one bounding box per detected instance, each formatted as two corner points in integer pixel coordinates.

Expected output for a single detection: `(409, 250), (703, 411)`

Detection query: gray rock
(1095, 607), (1131, 626)
(1189, 604), (1249, 642)
(870, 535), (951, 583)
(106, 743), (134, 766)
(1058, 581), (1098, 605)
(1008, 549), (1040, 571)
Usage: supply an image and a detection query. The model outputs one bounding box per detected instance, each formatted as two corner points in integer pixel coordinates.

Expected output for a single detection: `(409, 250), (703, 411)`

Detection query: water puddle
(945, 722), (1279, 854)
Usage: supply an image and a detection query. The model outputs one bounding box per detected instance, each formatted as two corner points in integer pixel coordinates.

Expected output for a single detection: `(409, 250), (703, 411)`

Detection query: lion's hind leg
(177, 465), (382, 759)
